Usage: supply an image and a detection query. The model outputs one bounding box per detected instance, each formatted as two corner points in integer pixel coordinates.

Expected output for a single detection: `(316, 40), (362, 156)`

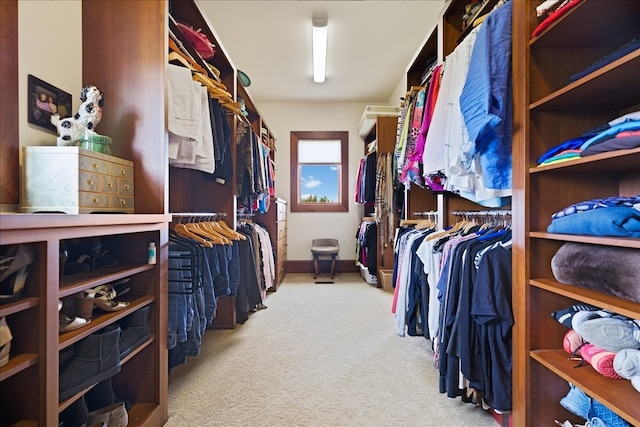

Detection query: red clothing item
(531, 0), (584, 38)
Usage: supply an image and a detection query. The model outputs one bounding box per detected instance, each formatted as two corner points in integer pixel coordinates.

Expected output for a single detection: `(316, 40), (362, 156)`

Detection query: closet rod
(452, 210), (511, 216)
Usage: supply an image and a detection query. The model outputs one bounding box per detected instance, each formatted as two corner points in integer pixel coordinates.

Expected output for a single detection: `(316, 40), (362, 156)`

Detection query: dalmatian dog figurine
(51, 85), (104, 146)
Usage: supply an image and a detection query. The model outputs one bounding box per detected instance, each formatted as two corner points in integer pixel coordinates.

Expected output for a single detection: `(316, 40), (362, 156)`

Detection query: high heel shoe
(0, 244), (35, 302)
(0, 316), (12, 367)
(80, 285), (129, 313)
(59, 299), (91, 333)
(0, 244), (35, 282)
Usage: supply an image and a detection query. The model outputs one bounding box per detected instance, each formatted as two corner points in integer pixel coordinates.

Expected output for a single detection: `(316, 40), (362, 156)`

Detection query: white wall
(18, 1), (82, 148)
(258, 102), (369, 261)
(386, 73), (407, 106)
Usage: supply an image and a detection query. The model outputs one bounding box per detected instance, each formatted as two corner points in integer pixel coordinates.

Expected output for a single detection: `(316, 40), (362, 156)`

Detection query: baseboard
(286, 259), (360, 275)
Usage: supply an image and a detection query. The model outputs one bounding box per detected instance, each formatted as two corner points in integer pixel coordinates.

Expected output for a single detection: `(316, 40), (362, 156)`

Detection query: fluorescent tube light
(312, 17), (328, 83)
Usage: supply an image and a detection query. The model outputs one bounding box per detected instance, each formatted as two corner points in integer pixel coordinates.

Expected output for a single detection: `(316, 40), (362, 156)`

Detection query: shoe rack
(0, 216), (168, 426)
(511, 1), (640, 426)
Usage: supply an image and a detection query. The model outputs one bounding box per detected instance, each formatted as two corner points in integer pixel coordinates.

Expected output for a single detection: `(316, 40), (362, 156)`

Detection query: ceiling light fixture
(312, 15), (328, 83)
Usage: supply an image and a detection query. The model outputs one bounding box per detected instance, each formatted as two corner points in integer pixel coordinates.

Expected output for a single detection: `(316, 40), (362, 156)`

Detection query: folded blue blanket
(547, 206), (640, 238)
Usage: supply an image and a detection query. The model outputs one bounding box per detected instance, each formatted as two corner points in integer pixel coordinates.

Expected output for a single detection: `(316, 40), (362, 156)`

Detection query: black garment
(471, 245), (513, 412)
(236, 121), (255, 209)
(235, 228), (263, 323)
(206, 98), (233, 185)
(362, 221), (378, 276)
(405, 232), (430, 338)
(363, 152), (377, 205)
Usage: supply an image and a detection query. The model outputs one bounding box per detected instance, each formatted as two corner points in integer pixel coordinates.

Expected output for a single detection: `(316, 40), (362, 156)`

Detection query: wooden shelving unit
(1, 0), (279, 425)
(512, 1), (640, 426)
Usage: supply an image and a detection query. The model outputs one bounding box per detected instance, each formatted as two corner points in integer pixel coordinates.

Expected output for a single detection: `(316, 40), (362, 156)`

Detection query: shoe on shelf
(576, 315), (640, 353)
(0, 244), (35, 282)
(579, 343), (622, 379)
(552, 304), (600, 329)
(119, 305), (151, 359)
(59, 312), (91, 333)
(59, 326), (121, 401)
(59, 299), (91, 333)
(613, 348), (640, 380)
(86, 402), (128, 427)
(0, 244), (35, 302)
(80, 284), (130, 314)
(110, 278), (131, 297)
(560, 383), (591, 420)
(0, 316), (12, 368)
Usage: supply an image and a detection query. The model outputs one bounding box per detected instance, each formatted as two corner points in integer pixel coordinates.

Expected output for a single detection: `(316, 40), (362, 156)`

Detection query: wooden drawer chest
(21, 146), (135, 214)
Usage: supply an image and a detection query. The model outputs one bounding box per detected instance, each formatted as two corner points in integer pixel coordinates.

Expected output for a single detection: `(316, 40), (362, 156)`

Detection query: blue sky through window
(300, 164), (339, 203)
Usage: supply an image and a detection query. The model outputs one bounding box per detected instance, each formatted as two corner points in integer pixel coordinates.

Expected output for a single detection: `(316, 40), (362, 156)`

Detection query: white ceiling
(196, 1), (445, 104)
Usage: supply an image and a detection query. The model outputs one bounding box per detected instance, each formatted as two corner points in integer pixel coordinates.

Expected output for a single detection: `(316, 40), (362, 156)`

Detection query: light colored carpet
(166, 273), (498, 427)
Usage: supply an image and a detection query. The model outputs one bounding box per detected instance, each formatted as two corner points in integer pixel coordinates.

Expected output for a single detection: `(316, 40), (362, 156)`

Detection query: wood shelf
(0, 353), (38, 382)
(529, 232), (640, 249)
(58, 296), (154, 349)
(531, 349), (640, 426)
(530, 278), (640, 319)
(530, 50), (640, 111)
(0, 297), (38, 317)
(59, 264), (156, 298)
(529, 148), (640, 175)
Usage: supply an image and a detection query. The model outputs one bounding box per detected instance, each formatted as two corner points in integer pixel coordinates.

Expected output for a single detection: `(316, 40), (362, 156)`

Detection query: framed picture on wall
(27, 74), (72, 133)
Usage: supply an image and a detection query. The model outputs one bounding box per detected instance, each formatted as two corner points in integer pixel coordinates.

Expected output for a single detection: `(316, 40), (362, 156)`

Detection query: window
(290, 131), (349, 212)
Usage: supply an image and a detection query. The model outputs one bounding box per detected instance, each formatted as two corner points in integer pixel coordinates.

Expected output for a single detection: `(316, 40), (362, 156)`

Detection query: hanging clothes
(420, 1), (513, 207)
(355, 220), (378, 278)
(391, 213), (513, 413)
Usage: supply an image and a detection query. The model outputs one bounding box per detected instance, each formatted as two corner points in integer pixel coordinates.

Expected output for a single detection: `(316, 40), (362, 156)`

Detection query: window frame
(290, 130), (349, 213)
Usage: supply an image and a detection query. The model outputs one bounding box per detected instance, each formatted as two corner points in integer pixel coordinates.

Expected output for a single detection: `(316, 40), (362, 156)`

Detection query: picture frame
(27, 74), (72, 133)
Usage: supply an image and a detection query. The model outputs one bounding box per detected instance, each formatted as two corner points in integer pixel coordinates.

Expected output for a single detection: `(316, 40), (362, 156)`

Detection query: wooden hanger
(187, 221), (229, 245)
(173, 223), (213, 247)
(200, 220), (233, 244)
(218, 220), (247, 240)
(168, 38), (209, 76)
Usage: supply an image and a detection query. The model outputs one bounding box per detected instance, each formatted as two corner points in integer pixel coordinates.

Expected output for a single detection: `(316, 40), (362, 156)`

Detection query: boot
(59, 326), (121, 401)
(86, 402), (128, 427)
(58, 395), (89, 427)
(84, 377), (116, 412)
(119, 306), (151, 359)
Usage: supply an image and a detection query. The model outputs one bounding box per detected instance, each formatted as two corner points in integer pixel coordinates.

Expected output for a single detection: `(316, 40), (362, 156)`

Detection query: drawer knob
(93, 163), (99, 169)
(121, 169), (126, 175)
(87, 179), (94, 185)
(120, 199), (127, 206)
(93, 197), (99, 204)
(124, 184), (130, 190)
(108, 182), (114, 188)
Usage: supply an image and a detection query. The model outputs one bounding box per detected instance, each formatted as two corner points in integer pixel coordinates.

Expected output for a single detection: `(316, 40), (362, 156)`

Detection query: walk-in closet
(1, 0), (638, 426)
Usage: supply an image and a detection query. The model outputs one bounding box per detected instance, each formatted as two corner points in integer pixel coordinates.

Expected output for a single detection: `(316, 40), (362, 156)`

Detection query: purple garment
(581, 134), (640, 157)
(411, 64), (443, 162)
(568, 35), (640, 83)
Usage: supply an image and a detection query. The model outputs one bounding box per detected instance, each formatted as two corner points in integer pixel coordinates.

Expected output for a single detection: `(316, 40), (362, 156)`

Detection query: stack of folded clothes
(546, 195), (640, 238)
(536, 111), (640, 166)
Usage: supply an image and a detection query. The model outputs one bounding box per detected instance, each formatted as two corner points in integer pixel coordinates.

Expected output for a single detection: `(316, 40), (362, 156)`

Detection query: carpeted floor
(166, 273), (498, 427)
